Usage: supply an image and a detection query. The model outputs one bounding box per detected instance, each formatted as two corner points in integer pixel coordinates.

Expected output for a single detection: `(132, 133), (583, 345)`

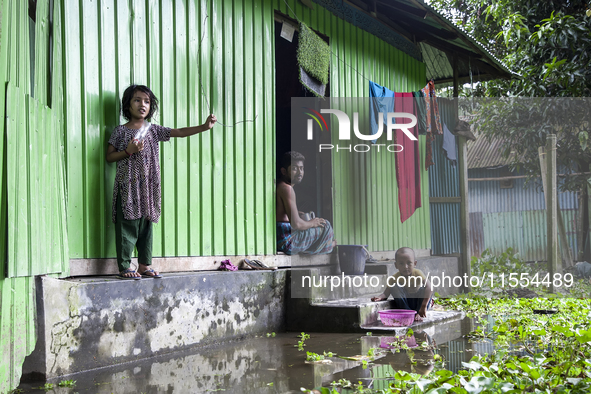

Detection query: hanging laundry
(442, 121), (457, 162)
(421, 80), (443, 170)
(412, 91), (427, 135)
(369, 81), (395, 144)
(394, 92), (422, 223)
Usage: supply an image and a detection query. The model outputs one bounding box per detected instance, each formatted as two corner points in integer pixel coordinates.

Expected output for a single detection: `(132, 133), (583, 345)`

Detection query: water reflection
(18, 316), (483, 393)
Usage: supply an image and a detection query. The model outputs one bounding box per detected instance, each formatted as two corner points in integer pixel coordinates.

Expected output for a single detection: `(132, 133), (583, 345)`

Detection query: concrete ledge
(67, 248), (432, 277)
(23, 270), (286, 380)
(69, 253), (337, 277)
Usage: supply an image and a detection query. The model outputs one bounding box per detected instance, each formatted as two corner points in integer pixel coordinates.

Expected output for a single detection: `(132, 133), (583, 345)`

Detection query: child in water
(371, 247), (433, 321)
(106, 84), (216, 279)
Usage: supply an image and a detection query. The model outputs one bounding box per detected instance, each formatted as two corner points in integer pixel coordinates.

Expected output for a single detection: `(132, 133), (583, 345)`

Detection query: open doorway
(274, 15), (333, 223)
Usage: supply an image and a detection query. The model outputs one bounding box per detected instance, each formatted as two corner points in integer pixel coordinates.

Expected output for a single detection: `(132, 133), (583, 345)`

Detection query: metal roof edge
(415, 0), (521, 79)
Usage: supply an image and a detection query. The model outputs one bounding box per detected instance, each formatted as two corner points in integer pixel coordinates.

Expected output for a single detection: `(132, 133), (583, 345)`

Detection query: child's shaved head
(395, 247), (416, 261)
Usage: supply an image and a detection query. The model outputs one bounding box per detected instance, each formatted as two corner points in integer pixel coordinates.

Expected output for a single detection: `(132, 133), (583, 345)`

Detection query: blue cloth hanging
(442, 121), (457, 162)
(369, 81), (395, 144)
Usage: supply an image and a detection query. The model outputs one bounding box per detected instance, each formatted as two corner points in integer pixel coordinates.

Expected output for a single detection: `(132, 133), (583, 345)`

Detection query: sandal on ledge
(244, 259), (277, 270)
(140, 268), (162, 278)
(117, 268), (141, 280)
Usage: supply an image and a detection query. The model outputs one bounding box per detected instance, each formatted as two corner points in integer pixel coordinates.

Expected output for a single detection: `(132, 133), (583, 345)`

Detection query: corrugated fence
(469, 168), (581, 260)
(429, 98), (461, 255)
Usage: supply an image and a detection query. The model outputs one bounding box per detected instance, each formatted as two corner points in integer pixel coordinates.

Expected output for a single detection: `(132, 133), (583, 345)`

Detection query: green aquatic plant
(37, 383), (54, 391)
(306, 351), (325, 362)
(304, 294), (591, 393)
(296, 332), (311, 351)
(58, 379), (76, 387)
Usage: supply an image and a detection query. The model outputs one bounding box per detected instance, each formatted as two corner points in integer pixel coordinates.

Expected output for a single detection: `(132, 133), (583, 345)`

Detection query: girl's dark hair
(120, 84), (159, 121)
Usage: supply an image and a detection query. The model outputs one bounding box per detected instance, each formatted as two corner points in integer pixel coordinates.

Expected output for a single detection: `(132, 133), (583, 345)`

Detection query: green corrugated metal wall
(0, 0), (430, 390)
(1, 0), (69, 391)
(275, 0), (430, 251)
(65, 0), (276, 259)
(65, 0), (429, 260)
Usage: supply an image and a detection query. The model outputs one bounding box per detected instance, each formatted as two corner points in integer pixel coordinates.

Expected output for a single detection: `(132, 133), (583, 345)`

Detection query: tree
(430, 0), (591, 188)
(430, 0), (591, 97)
(430, 0), (591, 258)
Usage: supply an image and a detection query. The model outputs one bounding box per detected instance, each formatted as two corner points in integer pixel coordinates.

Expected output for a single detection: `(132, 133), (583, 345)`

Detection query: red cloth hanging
(394, 92), (422, 223)
(421, 80), (443, 170)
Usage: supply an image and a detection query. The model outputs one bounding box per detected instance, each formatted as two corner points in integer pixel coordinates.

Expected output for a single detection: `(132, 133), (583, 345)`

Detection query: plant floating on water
(295, 332), (311, 351)
(306, 352), (324, 361)
(329, 378), (352, 389)
(36, 383), (54, 391)
(299, 332), (311, 340)
(58, 379), (76, 387)
(366, 347), (386, 358)
(306, 351), (325, 362)
(266, 332), (276, 337)
(354, 381), (367, 392)
(306, 351), (335, 364)
(303, 279), (591, 393)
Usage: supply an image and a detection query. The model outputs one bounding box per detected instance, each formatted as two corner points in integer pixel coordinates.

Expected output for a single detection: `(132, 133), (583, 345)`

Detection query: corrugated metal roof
(467, 137), (512, 168)
(377, 0), (518, 84)
(314, 0), (518, 85)
(414, 0), (519, 83)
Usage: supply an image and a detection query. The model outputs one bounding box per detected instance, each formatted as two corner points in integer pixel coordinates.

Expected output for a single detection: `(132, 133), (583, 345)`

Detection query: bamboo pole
(539, 143), (573, 270)
(541, 136), (559, 292)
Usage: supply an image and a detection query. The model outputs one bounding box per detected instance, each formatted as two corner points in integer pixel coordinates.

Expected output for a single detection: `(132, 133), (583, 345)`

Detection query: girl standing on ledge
(106, 84), (216, 279)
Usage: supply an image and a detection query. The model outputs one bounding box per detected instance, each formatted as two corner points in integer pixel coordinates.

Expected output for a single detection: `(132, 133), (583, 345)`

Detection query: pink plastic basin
(378, 309), (416, 327)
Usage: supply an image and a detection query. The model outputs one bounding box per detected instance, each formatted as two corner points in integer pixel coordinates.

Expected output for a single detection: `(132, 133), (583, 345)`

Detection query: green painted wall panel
(0, 1), (68, 391)
(275, 0), (431, 250)
(277, 0), (430, 250)
(64, 0), (277, 258)
(0, 277), (36, 393)
(6, 84), (69, 278)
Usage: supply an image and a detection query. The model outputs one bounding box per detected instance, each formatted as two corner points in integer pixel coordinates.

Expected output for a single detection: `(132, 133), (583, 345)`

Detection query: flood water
(17, 316), (493, 393)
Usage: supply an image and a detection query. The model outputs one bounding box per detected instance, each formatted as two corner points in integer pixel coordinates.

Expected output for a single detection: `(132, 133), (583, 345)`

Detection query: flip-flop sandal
(140, 268), (163, 278)
(240, 260), (255, 270)
(117, 268), (142, 280)
(243, 259), (262, 270)
(246, 259), (277, 270)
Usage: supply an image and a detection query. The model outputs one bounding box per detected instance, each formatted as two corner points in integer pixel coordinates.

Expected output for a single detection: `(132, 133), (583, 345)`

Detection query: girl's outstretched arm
(170, 114), (217, 138)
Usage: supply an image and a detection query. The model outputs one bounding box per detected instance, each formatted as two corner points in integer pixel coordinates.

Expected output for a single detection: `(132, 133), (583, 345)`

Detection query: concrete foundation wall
(23, 271), (286, 379)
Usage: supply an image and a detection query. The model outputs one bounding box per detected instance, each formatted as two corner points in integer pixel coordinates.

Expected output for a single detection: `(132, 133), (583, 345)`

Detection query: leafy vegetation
(296, 332), (311, 351)
(430, 0), (591, 229)
(301, 250), (591, 393)
(58, 379), (76, 387)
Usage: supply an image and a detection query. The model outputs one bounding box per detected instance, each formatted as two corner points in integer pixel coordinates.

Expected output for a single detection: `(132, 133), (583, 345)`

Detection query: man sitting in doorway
(276, 151), (337, 254)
